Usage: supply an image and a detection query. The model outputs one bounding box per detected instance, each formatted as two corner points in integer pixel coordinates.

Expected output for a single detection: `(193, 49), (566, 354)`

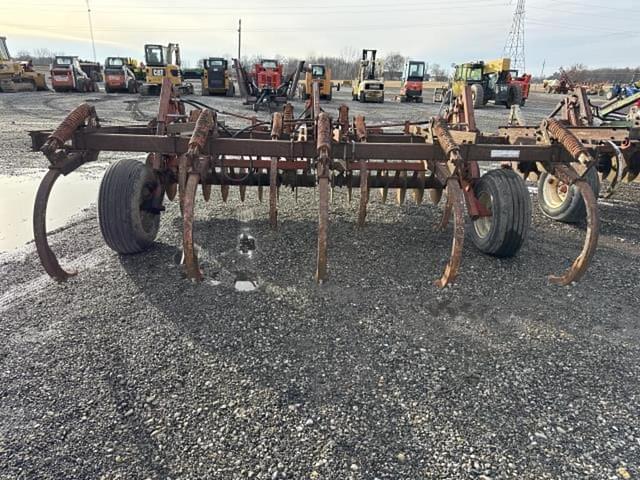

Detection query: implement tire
(537, 167), (600, 223)
(98, 159), (162, 254)
(470, 168), (531, 257)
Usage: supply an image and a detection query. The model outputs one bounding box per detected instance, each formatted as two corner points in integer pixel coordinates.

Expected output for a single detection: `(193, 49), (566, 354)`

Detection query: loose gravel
(0, 84), (638, 479)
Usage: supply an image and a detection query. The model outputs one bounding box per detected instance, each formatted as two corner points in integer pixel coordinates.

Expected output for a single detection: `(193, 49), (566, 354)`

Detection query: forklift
(140, 43), (193, 96)
(352, 49), (384, 103)
(201, 57), (234, 96)
(397, 60), (425, 103)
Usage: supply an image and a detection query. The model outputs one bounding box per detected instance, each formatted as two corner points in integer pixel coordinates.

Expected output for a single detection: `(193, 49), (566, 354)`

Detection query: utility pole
(237, 19), (242, 61)
(503, 0), (526, 73)
(540, 60), (546, 80)
(85, 0), (97, 62)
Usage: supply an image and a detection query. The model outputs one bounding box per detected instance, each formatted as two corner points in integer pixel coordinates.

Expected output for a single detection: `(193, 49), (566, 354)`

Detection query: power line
(85, 0), (97, 61)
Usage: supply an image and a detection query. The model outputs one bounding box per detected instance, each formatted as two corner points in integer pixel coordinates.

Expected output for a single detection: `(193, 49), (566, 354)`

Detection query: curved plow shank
(316, 176), (329, 283)
(182, 173), (204, 281)
(436, 190), (453, 231)
(33, 169), (78, 281)
(548, 178), (599, 285)
(269, 157), (278, 228)
(357, 163), (368, 227)
(434, 180), (465, 288)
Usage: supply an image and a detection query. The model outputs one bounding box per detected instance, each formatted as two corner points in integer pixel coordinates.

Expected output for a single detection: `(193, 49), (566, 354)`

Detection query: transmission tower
(503, 0), (526, 73)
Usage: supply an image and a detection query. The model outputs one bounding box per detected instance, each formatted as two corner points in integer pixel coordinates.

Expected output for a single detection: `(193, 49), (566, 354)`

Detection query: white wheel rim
(543, 175), (569, 208)
(473, 191), (493, 238)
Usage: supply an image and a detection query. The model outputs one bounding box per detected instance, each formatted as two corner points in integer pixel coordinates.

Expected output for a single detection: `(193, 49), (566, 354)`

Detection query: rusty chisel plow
(29, 79), (621, 287)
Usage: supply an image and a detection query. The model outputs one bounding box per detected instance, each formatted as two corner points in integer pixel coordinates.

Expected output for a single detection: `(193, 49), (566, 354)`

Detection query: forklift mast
(362, 49), (377, 80)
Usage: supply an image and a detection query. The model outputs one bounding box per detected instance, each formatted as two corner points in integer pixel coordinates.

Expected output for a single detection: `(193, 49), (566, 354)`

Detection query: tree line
(545, 64), (640, 84)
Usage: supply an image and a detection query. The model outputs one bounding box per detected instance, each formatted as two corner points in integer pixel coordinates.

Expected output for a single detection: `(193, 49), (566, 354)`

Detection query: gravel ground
(0, 84), (639, 479)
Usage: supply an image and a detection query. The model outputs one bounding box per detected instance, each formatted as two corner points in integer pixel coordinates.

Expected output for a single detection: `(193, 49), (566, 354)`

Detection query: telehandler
(451, 58), (530, 108)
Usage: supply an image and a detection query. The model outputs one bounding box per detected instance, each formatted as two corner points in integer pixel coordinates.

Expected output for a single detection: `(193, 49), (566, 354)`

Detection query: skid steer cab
(299, 64), (332, 100)
(201, 57), (234, 97)
(104, 57), (141, 94)
(50, 56), (98, 93)
(140, 43), (193, 96)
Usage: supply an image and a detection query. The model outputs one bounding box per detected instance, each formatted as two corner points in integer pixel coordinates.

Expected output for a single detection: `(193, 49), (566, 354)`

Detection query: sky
(2, 0), (639, 76)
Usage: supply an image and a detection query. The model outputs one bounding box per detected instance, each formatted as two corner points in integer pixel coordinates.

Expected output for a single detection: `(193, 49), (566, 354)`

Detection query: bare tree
(430, 63), (448, 82)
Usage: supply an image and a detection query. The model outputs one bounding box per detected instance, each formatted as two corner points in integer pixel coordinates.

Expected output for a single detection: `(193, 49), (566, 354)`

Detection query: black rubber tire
(359, 92), (366, 103)
(105, 84), (113, 94)
(470, 169), (531, 257)
(98, 159), (161, 254)
(537, 167), (600, 224)
(127, 79), (136, 94)
(506, 85), (523, 109)
(471, 84), (484, 108)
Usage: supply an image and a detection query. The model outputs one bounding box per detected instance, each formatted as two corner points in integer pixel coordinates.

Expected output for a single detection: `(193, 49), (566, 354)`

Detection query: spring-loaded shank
(28, 83), (638, 287)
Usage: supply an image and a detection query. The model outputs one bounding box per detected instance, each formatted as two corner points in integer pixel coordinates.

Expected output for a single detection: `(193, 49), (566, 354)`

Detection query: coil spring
(433, 117), (459, 157)
(42, 103), (95, 155)
(282, 103), (294, 135)
(546, 118), (588, 160)
(316, 113), (332, 156)
(187, 109), (214, 157)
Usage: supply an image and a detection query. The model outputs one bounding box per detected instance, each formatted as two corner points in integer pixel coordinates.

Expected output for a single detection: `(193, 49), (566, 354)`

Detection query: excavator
(140, 43), (193, 96)
(450, 58), (530, 108)
(397, 59), (425, 103)
(352, 49), (384, 103)
(0, 36), (48, 92)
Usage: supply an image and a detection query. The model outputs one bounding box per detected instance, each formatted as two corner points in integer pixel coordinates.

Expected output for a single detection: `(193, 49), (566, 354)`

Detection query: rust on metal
(282, 103), (294, 135)
(182, 173), (204, 281)
(187, 109), (215, 159)
(434, 179), (465, 288)
(41, 103), (98, 159)
(547, 165), (599, 285)
(545, 118), (592, 166)
(29, 86), (639, 288)
(33, 169), (78, 281)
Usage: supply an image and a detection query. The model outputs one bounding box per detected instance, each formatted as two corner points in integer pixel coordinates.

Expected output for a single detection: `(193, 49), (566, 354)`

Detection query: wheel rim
(473, 191), (493, 238)
(543, 175), (569, 208)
